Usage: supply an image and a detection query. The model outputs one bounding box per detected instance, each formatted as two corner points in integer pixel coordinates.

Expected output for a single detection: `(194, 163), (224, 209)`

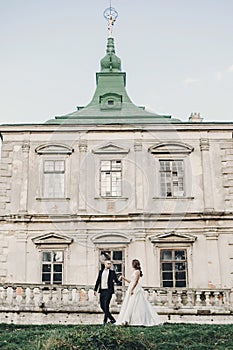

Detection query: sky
(0, 0), (233, 124)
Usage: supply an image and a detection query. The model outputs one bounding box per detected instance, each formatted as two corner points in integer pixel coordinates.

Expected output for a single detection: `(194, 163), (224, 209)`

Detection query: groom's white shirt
(101, 269), (109, 289)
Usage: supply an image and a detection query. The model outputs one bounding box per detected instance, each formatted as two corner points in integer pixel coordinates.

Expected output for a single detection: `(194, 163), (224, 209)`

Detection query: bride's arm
(130, 270), (140, 295)
(119, 275), (130, 283)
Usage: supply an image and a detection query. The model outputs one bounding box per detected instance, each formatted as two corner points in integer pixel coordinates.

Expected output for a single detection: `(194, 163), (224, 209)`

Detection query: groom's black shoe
(110, 319), (116, 324)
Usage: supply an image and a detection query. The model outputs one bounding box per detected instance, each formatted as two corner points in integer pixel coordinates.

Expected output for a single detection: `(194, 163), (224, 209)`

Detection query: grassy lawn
(0, 323), (232, 350)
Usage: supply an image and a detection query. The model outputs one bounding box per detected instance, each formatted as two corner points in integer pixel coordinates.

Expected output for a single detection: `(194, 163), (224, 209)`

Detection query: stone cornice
(1, 123), (233, 134)
(0, 212), (232, 223)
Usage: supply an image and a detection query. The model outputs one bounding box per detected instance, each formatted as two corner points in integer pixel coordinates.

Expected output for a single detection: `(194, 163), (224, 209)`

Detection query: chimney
(189, 112), (203, 122)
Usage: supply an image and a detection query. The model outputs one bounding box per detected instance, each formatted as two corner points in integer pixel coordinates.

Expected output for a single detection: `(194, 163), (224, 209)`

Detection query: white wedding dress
(116, 271), (163, 326)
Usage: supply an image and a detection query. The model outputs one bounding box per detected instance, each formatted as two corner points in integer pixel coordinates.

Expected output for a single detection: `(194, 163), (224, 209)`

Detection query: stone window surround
(160, 248), (188, 288)
(35, 144), (73, 201)
(92, 142), (129, 200)
(32, 233), (73, 285)
(149, 141), (194, 200)
(150, 232), (197, 288)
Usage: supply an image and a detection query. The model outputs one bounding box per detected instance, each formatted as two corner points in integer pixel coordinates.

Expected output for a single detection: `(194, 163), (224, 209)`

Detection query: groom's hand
(94, 291), (97, 296)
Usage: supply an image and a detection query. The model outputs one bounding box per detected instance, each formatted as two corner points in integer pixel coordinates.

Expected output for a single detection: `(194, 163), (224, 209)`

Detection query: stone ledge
(0, 311), (232, 325)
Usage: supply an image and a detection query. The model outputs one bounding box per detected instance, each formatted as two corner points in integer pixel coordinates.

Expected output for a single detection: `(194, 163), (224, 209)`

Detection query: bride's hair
(132, 259), (143, 277)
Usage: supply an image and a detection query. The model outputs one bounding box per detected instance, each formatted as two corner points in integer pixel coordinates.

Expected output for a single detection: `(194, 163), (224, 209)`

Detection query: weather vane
(103, 1), (118, 37)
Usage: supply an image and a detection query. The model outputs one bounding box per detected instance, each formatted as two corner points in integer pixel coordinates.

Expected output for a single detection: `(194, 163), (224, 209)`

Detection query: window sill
(36, 197), (70, 201)
(94, 197), (128, 201)
(153, 196), (194, 200)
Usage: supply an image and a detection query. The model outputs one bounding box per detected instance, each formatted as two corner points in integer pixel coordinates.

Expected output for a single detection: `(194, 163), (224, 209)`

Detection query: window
(42, 251), (63, 284)
(161, 249), (187, 287)
(43, 160), (65, 198)
(99, 93), (122, 110)
(100, 160), (122, 197)
(160, 160), (184, 197)
(100, 249), (124, 285)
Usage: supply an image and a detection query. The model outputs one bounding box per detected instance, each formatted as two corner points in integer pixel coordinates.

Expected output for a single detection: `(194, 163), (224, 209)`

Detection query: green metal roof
(46, 37), (180, 125)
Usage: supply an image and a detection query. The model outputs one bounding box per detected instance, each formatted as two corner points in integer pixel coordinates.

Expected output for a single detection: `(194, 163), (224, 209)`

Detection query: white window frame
(37, 155), (71, 199)
(35, 144), (73, 200)
(42, 159), (66, 199)
(151, 232), (197, 288)
(92, 143), (130, 200)
(99, 248), (125, 287)
(160, 248), (188, 288)
(100, 159), (122, 197)
(41, 250), (64, 285)
(32, 232), (73, 285)
(159, 159), (185, 198)
(149, 142), (194, 200)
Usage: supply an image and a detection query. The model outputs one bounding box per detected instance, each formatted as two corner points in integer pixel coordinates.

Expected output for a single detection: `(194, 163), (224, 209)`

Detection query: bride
(116, 259), (163, 326)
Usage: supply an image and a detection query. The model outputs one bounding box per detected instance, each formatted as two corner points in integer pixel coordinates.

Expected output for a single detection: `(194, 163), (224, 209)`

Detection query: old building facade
(0, 37), (233, 323)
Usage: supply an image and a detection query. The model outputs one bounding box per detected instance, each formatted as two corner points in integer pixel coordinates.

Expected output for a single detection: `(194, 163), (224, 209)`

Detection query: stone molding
(91, 232), (132, 245)
(32, 232), (73, 246)
(35, 144), (73, 154)
(150, 231), (197, 244)
(200, 138), (210, 151)
(149, 141), (194, 155)
(134, 141), (142, 152)
(79, 141), (87, 153)
(92, 142), (129, 154)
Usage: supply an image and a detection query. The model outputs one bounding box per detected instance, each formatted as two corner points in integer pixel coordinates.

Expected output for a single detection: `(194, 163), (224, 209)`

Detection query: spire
(103, 4), (118, 37)
(45, 4), (177, 124)
(100, 37), (121, 72)
(101, 4), (121, 72)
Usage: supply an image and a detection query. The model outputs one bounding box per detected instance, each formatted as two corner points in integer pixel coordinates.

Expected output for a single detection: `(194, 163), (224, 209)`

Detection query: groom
(94, 260), (121, 325)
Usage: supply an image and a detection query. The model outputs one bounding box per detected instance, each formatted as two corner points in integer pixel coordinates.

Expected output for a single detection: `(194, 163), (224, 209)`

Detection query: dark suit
(94, 269), (120, 323)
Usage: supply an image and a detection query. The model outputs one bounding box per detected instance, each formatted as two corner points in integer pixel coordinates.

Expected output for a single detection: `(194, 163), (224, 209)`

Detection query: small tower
(46, 4), (175, 124)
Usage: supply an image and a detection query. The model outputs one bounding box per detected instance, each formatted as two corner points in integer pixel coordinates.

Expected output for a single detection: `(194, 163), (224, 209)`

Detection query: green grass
(0, 323), (232, 350)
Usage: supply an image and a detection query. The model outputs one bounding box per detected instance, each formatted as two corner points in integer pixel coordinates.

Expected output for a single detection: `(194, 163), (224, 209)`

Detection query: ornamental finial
(103, 1), (118, 37)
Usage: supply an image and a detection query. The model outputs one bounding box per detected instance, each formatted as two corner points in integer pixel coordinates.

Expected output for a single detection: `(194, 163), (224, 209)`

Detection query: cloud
(183, 78), (199, 86)
(215, 65), (233, 81)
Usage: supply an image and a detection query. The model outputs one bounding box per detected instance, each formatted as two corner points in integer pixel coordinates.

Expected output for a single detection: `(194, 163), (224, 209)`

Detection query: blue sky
(0, 0), (233, 124)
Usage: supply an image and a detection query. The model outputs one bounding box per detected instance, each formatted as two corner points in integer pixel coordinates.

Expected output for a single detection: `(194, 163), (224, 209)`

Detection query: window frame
(149, 142), (194, 200)
(41, 250), (64, 285)
(37, 155), (70, 199)
(32, 233), (73, 285)
(99, 248), (125, 287)
(100, 159), (122, 198)
(92, 143), (129, 200)
(150, 232), (197, 288)
(160, 248), (188, 288)
(35, 144), (73, 201)
(159, 159), (185, 198)
(42, 159), (66, 199)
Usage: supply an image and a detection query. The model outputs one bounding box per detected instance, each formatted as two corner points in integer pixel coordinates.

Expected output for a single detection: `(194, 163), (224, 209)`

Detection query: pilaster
(19, 142), (30, 214)
(205, 228), (221, 288)
(78, 141), (88, 211)
(134, 139), (144, 211)
(200, 138), (214, 212)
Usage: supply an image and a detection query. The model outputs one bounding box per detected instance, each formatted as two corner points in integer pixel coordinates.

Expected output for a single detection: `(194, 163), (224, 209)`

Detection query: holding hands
(119, 275), (130, 283)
